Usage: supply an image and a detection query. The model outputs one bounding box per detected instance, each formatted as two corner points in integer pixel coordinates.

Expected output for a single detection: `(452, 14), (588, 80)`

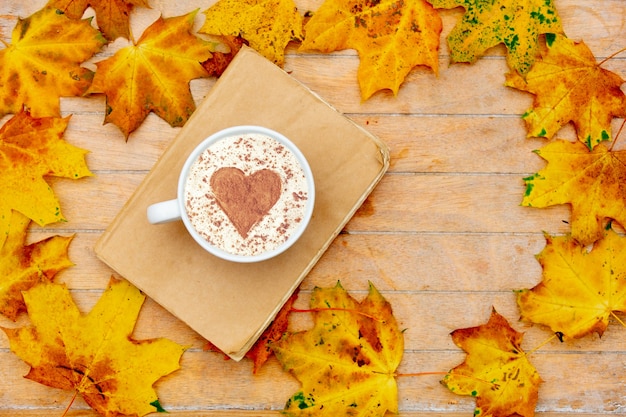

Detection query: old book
(95, 46), (389, 360)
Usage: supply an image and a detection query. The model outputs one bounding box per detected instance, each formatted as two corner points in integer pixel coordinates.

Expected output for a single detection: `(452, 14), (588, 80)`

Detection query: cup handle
(147, 199), (181, 224)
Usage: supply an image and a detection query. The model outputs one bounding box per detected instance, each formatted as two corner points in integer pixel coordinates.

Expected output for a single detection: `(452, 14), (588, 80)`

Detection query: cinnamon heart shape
(210, 167), (282, 238)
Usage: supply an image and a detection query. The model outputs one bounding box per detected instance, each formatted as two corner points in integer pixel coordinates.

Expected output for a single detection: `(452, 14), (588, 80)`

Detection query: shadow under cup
(147, 126), (315, 263)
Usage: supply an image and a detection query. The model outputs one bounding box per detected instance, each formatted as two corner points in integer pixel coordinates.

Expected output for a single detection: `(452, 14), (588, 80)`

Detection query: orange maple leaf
(46, 0), (151, 40)
(428, 0), (563, 75)
(200, 0), (303, 66)
(522, 139), (626, 246)
(301, 0), (442, 100)
(0, 7), (106, 118)
(272, 282), (403, 416)
(0, 110), (92, 248)
(517, 229), (626, 339)
(0, 210), (73, 321)
(442, 309), (542, 417)
(88, 11), (213, 138)
(2, 278), (186, 416)
(506, 34), (626, 149)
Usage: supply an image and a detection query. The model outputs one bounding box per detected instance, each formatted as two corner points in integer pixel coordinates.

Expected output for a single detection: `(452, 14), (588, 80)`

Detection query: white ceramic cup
(147, 125), (315, 263)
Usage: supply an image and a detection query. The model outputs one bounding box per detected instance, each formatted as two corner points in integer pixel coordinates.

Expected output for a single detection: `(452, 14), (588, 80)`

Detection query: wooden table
(1, 0), (625, 415)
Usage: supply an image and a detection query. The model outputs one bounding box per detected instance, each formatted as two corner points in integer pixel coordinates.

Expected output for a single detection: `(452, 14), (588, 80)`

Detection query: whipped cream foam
(184, 133), (309, 257)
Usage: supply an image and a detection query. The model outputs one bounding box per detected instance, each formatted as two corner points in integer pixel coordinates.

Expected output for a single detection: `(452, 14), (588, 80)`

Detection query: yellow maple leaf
(301, 0), (442, 100)
(88, 11), (213, 138)
(47, 0), (151, 40)
(442, 309), (542, 417)
(272, 282), (403, 416)
(522, 139), (626, 246)
(428, 0), (563, 75)
(0, 110), (92, 248)
(517, 229), (626, 339)
(506, 34), (626, 149)
(199, 0), (303, 66)
(2, 278), (185, 416)
(0, 210), (73, 321)
(0, 7), (106, 118)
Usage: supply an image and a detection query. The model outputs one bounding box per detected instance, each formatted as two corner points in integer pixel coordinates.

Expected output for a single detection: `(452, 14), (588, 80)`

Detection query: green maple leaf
(428, 0), (563, 74)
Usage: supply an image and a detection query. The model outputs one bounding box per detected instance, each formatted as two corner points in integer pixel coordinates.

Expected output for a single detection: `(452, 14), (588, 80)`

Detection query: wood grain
(1, 0), (625, 415)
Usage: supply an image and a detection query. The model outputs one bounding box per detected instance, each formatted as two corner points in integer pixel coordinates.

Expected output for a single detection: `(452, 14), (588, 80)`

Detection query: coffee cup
(147, 125), (315, 263)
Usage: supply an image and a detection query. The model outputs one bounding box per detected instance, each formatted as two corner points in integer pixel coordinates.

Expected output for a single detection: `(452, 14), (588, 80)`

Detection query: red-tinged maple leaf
(2, 278), (186, 416)
(0, 110), (92, 248)
(517, 229), (626, 339)
(506, 34), (626, 149)
(0, 210), (73, 321)
(47, 0), (151, 40)
(522, 139), (626, 246)
(88, 11), (214, 139)
(443, 309), (542, 417)
(202, 36), (249, 77)
(428, 0), (563, 75)
(301, 0), (442, 100)
(272, 282), (403, 416)
(0, 7), (106, 118)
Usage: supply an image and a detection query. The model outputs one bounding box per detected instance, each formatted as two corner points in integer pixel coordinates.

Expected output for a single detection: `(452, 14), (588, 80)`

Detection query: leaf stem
(525, 333), (558, 356)
(611, 312), (626, 329)
(397, 371), (448, 378)
(60, 390), (78, 417)
(608, 119), (626, 151)
(0, 38), (9, 48)
(598, 46), (626, 66)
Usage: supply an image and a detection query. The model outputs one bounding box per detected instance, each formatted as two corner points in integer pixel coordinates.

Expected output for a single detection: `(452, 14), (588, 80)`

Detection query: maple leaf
(442, 309), (542, 417)
(517, 229), (626, 339)
(522, 139), (626, 246)
(201, 36), (249, 77)
(200, 0), (303, 67)
(47, 0), (151, 40)
(2, 278), (185, 417)
(88, 11), (213, 138)
(301, 0), (442, 100)
(272, 282), (403, 416)
(0, 210), (73, 321)
(0, 7), (106, 118)
(428, 0), (563, 75)
(0, 110), (92, 248)
(505, 34), (626, 149)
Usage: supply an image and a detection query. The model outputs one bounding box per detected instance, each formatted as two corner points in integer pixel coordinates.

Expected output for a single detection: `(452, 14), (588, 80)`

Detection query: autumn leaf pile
(1, 0), (625, 416)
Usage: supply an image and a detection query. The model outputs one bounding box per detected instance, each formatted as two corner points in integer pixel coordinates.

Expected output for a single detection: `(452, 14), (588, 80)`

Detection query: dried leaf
(201, 36), (249, 77)
(517, 229), (626, 339)
(428, 0), (563, 74)
(200, 0), (304, 66)
(272, 282), (403, 416)
(301, 0), (442, 100)
(2, 278), (185, 416)
(88, 11), (213, 138)
(0, 210), (73, 321)
(506, 34), (626, 148)
(0, 7), (106, 118)
(46, 0), (151, 40)
(0, 110), (92, 247)
(443, 309), (542, 417)
(522, 139), (626, 246)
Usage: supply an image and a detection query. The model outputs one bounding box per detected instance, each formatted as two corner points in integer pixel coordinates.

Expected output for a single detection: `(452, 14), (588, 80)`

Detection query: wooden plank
(0, 349), (624, 413)
(1, 0), (625, 415)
